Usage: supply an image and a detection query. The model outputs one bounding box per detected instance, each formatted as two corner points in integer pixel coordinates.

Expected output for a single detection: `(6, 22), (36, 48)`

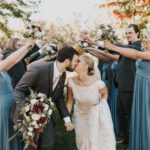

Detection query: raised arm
(104, 40), (150, 60)
(97, 49), (119, 61)
(0, 40), (35, 72)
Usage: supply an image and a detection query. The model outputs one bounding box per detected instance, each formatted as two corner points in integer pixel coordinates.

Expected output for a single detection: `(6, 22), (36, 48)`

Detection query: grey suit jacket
(11, 61), (69, 123)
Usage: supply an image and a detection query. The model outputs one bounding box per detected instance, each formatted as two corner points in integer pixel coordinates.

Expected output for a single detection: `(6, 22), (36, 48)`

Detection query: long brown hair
(4, 38), (20, 51)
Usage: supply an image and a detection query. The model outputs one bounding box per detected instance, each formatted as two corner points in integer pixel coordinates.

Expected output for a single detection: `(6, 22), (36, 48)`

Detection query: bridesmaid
(0, 40), (34, 150)
(104, 27), (150, 150)
(109, 61), (121, 136)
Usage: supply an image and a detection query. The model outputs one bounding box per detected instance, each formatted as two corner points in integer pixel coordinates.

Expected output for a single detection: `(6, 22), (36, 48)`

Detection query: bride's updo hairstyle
(82, 54), (95, 76)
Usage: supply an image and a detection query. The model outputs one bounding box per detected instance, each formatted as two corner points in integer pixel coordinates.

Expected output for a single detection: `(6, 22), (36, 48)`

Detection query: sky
(9, 0), (105, 29)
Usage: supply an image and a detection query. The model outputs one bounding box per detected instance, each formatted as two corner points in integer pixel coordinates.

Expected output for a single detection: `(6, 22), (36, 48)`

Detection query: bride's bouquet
(14, 89), (54, 149)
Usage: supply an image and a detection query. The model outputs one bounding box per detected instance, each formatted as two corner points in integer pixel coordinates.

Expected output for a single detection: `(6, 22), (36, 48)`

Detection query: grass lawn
(54, 110), (127, 150)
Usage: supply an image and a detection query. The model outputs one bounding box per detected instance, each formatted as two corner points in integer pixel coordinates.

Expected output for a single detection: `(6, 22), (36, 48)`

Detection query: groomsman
(116, 24), (141, 144)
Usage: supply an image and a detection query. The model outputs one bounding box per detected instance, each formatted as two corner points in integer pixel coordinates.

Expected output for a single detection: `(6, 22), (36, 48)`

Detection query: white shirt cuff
(38, 49), (43, 54)
(63, 116), (71, 123)
(35, 40), (42, 48)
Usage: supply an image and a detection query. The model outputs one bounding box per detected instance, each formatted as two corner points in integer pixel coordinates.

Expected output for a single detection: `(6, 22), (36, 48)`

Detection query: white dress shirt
(53, 61), (71, 124)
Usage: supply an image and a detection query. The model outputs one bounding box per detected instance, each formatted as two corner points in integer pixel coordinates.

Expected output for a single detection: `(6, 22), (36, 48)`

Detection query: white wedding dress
(68, 79), (116, 150)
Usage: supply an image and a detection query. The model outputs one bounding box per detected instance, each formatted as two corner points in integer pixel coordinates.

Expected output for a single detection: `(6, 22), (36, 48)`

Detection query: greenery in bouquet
(41, 42), (58, 56)
(96, 24), (119, 43)
(14, 89), (54, 149)
(23, 24), (45, 39)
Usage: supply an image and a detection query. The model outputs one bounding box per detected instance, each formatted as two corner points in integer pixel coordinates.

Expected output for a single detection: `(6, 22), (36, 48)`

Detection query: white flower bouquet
(14, 89), (54, 149)
(96, 24), (119, 44)
(23, 24), (45, 39)
(41, 42), (58, 56)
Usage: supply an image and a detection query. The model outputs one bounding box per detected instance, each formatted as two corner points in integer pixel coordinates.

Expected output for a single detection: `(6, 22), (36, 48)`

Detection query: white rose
(44, 104), (49, 111)
(48, 109), (52, 115)
(31, 99), (38, 105)
(28, 131), (33, 136)
(41, 113), (46, 117)
(83, 42), (88, 47)
(31, 121), (37, 126)
(24, 105), (30, 112)
(39, 98), (45, 102)
(97, 29), (103, 37)
(31, 114), (41, 121)
(34, 124), (39, 129)
(38, 93), (45, 98)
(28, 127), (34, 132)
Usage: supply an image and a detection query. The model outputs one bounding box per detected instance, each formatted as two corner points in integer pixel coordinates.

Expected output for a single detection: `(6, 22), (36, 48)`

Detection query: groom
(12, 46), (79, 150)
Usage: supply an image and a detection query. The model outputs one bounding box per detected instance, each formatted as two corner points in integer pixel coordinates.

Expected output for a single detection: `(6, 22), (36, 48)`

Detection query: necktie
(53, 75), (61, 90)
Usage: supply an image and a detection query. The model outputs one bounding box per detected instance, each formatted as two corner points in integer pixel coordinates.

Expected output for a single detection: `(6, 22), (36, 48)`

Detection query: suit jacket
(3, 44), (40, 88)
(116, 40), (141, 91)
(11, 61), (69, 123)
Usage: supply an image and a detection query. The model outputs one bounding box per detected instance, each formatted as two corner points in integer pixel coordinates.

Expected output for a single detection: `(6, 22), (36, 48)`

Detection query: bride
(66, 54), (116, 150)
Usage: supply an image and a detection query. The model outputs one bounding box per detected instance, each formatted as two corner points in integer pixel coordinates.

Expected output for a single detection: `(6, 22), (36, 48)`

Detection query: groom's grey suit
(11, 61), (69, 150)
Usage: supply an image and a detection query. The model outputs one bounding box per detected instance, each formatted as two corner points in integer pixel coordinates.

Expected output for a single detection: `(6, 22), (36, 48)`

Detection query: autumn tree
(100, 0), (150, 29)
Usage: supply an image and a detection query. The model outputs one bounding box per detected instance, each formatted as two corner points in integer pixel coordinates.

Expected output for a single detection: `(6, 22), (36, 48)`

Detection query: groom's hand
(65, 122), (74, 132)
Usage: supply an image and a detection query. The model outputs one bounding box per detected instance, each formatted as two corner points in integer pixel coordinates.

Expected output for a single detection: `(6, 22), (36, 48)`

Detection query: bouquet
(23, 24), (45, 39)
(14, 89), (54, 149)
(96, 24), (119, 49)
(41, 42), (58, 56)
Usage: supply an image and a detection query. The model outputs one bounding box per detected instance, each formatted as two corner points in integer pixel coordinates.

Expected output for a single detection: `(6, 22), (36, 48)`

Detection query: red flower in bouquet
(13, 90), (54, 150)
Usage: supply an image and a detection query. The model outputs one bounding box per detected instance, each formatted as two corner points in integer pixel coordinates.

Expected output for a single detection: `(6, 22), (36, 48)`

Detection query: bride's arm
(66, 86), (74, 113)
(99, 85), (108, 101)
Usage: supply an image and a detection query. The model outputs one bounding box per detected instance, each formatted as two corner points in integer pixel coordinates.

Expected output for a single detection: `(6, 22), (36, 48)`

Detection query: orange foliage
(113, 10), (132, 20)
(99, 1), (129, 8)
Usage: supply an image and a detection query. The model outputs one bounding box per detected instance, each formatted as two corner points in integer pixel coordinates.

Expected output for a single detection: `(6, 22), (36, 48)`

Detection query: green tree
(0, 0), (41, 37)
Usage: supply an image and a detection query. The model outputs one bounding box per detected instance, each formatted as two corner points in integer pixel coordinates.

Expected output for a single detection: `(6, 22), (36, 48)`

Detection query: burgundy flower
(35, 128), (44, 133)
(37, 117), (46, 124)
(37, 104), (44, 112)
(32, 104), (39, 113)
(36, 96), (41, 100)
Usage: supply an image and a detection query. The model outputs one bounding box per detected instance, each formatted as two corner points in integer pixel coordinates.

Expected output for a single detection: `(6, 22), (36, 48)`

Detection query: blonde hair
(4, 38), (20, 51)
(81, 54), (95, 75)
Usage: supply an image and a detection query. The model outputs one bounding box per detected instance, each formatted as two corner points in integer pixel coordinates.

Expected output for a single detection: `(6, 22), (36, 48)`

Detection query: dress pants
(117, 91), (133, 143)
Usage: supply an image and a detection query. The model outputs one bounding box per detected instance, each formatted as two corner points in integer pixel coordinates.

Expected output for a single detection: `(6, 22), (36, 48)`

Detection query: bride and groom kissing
(11, 46), (116, 150)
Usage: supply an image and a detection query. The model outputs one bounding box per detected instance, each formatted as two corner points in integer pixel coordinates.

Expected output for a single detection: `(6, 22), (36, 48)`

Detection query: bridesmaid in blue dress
(110, 61), (121, 136)
(104, 28), (150, 150)
(0, 41), (34, 150)
(102, 61), (120, 136)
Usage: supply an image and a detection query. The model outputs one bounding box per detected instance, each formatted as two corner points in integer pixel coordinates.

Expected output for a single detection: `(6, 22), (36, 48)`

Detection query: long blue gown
(0, 72), (20, 150)
(102, 62), (121, 136)
(129, 60), (150, 150)
(110, 62), (121, 136)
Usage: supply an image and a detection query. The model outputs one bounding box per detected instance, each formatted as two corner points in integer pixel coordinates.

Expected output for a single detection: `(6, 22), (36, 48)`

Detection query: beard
(66, 67), (74, 72)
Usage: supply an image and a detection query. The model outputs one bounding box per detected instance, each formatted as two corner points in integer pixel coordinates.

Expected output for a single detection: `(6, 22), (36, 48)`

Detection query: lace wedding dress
(68, 79), (116, 150)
